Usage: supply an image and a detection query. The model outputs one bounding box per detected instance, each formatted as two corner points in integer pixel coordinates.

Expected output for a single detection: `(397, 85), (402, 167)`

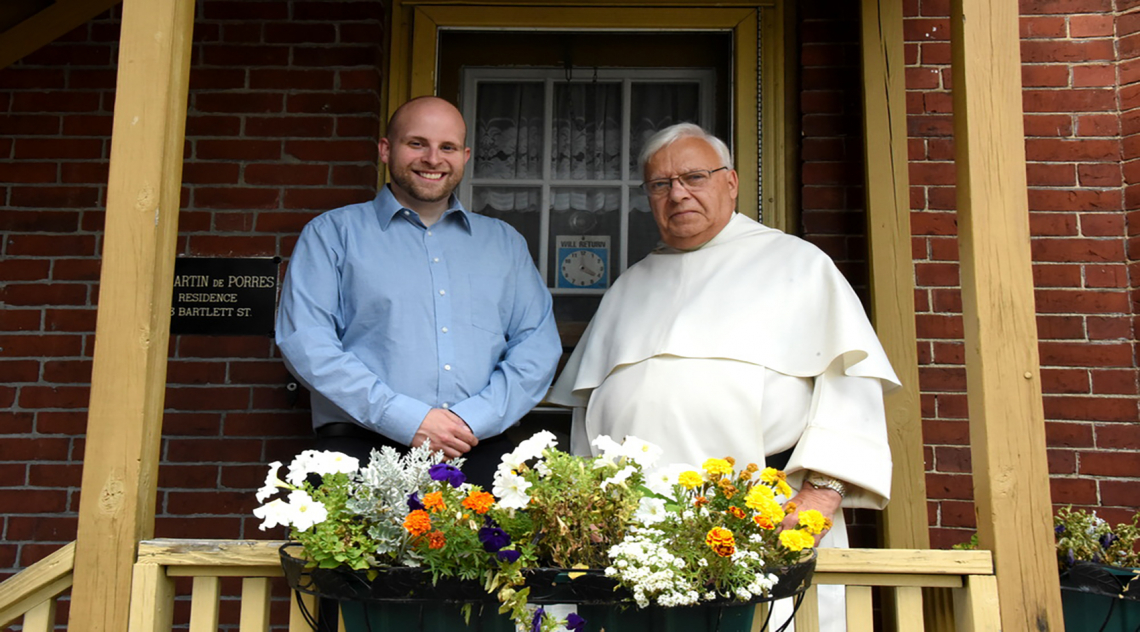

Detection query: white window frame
(460, 66), (716, 295)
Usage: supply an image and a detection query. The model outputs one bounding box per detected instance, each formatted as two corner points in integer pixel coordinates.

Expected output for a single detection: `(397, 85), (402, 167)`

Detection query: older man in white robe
(547, 123), (901, 631)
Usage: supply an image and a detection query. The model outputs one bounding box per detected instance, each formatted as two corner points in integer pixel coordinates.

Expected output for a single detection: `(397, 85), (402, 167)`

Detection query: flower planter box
(1060, 562), (1140, 632)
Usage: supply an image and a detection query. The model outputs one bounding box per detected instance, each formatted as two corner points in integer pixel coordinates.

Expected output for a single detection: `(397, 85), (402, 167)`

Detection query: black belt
(316, 422), (380, 439)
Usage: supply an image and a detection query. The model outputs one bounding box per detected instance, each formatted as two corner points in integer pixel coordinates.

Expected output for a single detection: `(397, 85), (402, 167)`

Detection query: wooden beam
(0, 542), (75, 628)
(949, 0), (1064, 629)
(0, 0), (123, 70)
(68, 1), (195, 631)
(0, 0), (51, 35)
(859, 0), (929, 551)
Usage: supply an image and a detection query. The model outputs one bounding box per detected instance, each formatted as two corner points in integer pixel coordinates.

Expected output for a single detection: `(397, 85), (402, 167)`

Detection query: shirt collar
(373, 186), (473, 233)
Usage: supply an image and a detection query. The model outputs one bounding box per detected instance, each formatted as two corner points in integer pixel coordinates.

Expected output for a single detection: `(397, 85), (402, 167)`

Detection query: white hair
(637, 123), (734, 175)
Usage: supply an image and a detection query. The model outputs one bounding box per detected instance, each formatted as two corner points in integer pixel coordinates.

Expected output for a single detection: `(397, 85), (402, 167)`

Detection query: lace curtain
(471, 81), (700, 215)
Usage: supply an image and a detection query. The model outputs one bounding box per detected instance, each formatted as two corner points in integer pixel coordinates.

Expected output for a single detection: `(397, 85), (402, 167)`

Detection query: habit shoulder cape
(549, 213), (900, 406)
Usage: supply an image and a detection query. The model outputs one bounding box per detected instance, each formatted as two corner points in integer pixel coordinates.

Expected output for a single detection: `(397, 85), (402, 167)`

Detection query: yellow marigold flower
(798, 509), (829, 535)
(462, 491), (495, 515)
(760, 467), (781, 484)
(427, 531), (446, 550)
(777, 480), (794, 498)
(422, 491), (446, 513)
(784, 501), (798, 514)
(403, 509), (432, 536)
(727, 506), (746, 519)
(702, 458), (733, 478)
(678, 470), (704, 489)
(705, 527), (736, 557)
(780, 529), (815, 552)
(744, 484), (776, 511)
(753, 514), (776, 530)
(756, 500), (786, 526)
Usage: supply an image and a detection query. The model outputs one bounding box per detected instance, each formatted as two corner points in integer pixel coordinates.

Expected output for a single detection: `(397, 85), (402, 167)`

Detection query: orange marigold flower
(462, 491), (495, 515)
(403, 509), (432, 536)
(727, 506), (746, 519)
(705, 527), (736, 557)
(422, 491), (446, 513)
(753, 514), (776, 530)
(427, 531), (446, 550)
(725, 456), (736, 466)
(694, 496), (709, 508)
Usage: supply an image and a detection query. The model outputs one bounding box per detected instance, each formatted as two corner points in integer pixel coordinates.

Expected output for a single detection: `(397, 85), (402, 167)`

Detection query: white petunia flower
(591, 435), (626, 468)
(601, 465), (636, 490)
(643, 463), (696, 497)
(492, 470), (532, 510)
(513, 430), (557, 462)
(256, 461), (286, 502)
(634, 497), (669, 525)
(619, 436), (663, 468)
(253, 499), (294, 530)
(286, 490), (328, 531)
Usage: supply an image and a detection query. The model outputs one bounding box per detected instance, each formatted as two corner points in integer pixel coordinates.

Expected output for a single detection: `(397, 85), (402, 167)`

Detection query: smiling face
(380, 97), (472, 219)
(643, 136), (738, 250)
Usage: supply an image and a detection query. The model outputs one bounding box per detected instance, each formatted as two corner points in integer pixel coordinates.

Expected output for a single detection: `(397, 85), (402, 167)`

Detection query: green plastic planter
(1060, 562), (1140, 632)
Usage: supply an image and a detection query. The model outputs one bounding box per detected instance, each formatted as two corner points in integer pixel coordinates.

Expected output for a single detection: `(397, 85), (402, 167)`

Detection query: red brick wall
(0, 0), (385, 577)
(1, 0), (1137, 582)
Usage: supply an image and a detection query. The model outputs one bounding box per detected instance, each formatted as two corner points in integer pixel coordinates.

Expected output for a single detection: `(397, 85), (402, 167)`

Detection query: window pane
(473, 82), (545, 179)
(629, 82), (701, 173)
(471, 186), (541, 265)
(629, 193), (659, 265)
(552, 82), (622, 181)
(549, 187), (620, 288)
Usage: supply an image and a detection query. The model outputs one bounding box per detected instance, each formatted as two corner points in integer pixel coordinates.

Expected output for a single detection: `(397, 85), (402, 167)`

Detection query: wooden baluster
(845, 586), (873, 632)
(188, 576), (221, 632)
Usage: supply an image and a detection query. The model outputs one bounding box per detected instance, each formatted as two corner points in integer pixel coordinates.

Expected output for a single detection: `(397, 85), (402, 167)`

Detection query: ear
(378, 138), (391, 165)
(726, 168), (739, 202)
(463, 146), (472, 164)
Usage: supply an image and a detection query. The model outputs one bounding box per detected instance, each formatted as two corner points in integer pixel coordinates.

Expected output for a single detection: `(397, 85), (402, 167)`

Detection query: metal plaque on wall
(170, 257), (279, 336)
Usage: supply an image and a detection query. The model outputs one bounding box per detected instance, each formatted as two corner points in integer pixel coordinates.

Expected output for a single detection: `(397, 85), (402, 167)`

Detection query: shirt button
(438, 289), (446, 296)
(427, 231), (433, 236)
(441, 327), (449, 333)
(433, 257), (440, 263)
(441, 403), (450, 409)
(403, 210), (410, 215)
(444, 364), (451, 371)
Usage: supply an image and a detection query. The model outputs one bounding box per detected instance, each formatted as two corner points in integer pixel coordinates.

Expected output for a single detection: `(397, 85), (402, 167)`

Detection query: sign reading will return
(170, 257), (279, 336)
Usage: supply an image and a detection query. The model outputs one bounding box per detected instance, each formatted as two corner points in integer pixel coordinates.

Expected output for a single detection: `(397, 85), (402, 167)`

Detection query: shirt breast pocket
(468, 273), (507, 336)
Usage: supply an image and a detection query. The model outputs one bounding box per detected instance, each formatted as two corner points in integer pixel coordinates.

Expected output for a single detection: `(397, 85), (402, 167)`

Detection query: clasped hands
(411, 408), (478, 459)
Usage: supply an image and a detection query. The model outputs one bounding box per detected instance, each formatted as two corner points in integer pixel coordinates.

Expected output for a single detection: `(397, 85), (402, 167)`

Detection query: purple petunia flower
(407, 492), (424, 511)
(530, 607), (546, 632)
(1055, 524), (1065, 536)
(478, 526), (511, 552)
(496, 549), (521, 563)
(429, 463), (467, 488)
(1100, 532), (1119, 549)
(565, 612), (586, 632)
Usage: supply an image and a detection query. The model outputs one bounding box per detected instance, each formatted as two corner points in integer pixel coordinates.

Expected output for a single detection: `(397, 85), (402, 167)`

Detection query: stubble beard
(390, 165), (461, 205)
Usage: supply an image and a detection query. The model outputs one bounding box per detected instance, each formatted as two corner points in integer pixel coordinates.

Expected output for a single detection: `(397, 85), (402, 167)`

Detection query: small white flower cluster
(252, 450), (359, 532)
(605, 528), (698, 608)
(492, 430), (558, 509)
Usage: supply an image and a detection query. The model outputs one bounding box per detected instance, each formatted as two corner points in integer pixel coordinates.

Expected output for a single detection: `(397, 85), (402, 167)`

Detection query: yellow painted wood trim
(411, 7), (439, 97)
(138, 539), (285, 566)
(816, 548), (992, 575)
(413, 5), (756, 29)
(735, 8), (760, 223)
(126, 563), (175, 632)
(0, 541), (74, 627)
(793, 584), (820, 631)
(950, 0), (1063, 629)
(952, 574), (1002, 632)
(894, 586), (925, 631)
(289, 591), (319, 632)
(847, 585), (874, 632)
(0, 0), (122, 69)
(70, 1), (196, 631)
(239, 578), (272, 632)
(19, 598), (56, 632)
(188, 577), (221, 632)
(814, 573), (962, 588)
(859, 0), (929, 551)
(403, 0), (776, 6)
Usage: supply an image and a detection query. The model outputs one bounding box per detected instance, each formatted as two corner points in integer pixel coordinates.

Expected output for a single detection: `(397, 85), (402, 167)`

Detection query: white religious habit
(547, 212), (902, 631)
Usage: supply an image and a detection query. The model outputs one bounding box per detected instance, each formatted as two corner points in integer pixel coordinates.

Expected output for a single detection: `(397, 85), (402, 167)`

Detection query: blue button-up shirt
(276, 187), (562, 445)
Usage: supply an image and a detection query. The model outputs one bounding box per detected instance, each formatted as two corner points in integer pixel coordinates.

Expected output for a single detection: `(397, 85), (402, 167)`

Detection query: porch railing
(1, 539), (999, 631)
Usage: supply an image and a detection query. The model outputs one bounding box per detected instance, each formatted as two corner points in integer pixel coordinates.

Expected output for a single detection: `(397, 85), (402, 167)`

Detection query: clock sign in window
(556, 236), (609, 290)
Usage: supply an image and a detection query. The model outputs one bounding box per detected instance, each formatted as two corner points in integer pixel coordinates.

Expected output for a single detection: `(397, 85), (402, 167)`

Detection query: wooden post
(68, 1), (195, 631)
(949, 0), (1064, 629)
(859, 0), (930, 551)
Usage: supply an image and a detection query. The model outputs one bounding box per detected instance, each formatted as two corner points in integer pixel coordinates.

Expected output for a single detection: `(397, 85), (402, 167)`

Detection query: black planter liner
(280, 543), (816, 607)
(1060, 562), (1140, 602)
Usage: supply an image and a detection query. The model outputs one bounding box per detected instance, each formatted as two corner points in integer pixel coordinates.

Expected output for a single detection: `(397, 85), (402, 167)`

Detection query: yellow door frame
(385, 1), (795, 231)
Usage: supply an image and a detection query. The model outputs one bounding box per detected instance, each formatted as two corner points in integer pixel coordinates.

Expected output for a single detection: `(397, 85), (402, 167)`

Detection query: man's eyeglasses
(641, 167), (729, 198)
